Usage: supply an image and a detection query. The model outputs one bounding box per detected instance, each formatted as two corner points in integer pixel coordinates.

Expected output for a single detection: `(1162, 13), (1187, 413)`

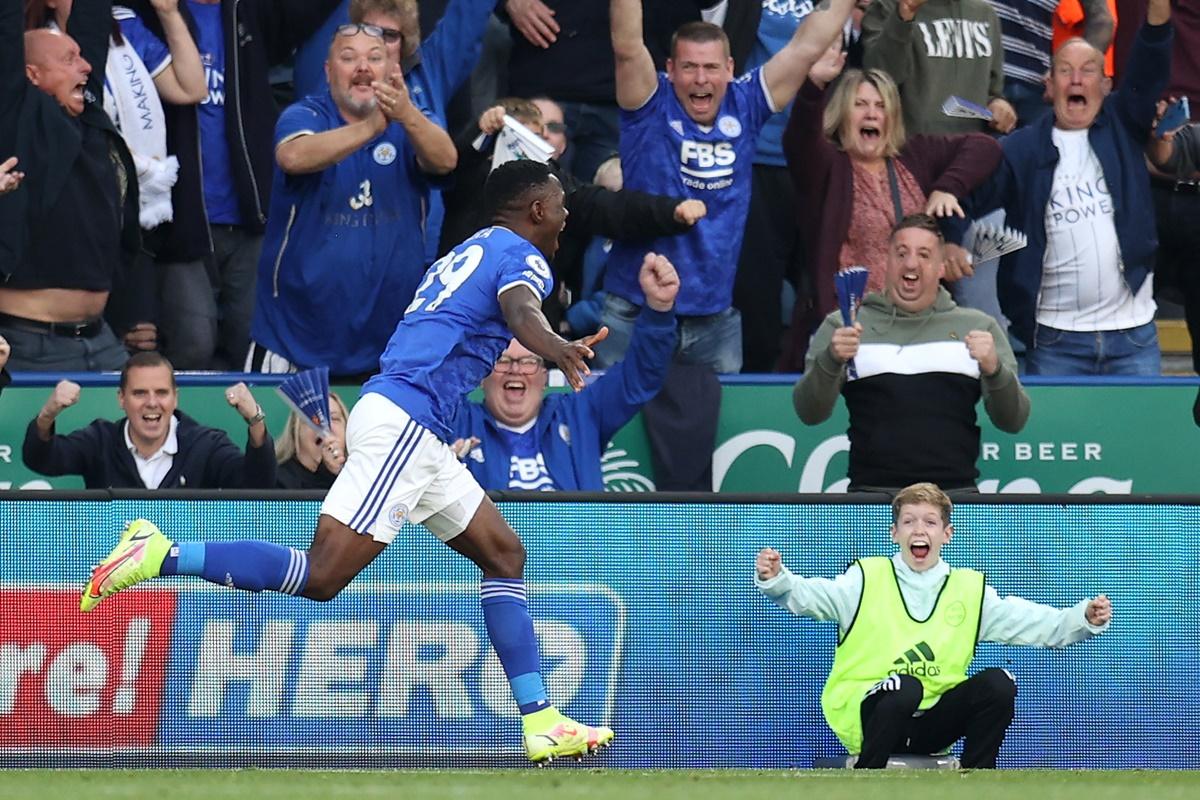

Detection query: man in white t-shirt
(950, 0), (1174, 375)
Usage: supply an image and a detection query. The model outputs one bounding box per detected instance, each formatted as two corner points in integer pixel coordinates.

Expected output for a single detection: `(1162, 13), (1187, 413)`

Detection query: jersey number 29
(405, 244), (485, 315)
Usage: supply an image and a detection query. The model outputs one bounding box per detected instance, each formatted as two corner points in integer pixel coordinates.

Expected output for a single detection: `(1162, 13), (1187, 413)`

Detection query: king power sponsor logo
(712, 431), (1135, 493)
(159, 584), (625, 751)
(0, 589), (175, 746)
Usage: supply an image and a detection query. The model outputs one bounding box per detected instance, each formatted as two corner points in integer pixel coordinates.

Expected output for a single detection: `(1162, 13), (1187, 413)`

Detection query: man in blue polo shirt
(246, 23), (456, 378)
(600, 0), (857, 373)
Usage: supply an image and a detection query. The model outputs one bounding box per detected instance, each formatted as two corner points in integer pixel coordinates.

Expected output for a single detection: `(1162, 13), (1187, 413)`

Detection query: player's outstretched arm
(761, 0), (857, 111)
(611, 0), (657, 110)
(499, 285), (608, 391)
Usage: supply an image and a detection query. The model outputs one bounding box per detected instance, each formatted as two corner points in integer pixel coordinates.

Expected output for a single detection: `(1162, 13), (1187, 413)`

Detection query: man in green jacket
(794, 213), (1030, 493)
(756, 482), (1111, 768)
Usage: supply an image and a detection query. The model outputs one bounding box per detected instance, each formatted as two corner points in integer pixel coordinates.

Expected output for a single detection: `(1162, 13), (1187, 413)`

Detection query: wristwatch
(247, 405), (266, 426)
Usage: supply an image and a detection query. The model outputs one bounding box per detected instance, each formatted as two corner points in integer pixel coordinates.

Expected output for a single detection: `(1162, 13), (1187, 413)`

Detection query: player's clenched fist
(638, 252), (680, 312)
(756, 547), (783, 581)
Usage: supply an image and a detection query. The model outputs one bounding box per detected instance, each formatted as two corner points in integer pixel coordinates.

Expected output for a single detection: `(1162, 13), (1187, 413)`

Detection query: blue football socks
(161, 541), (309, 595)
(481, 578), (549, 715)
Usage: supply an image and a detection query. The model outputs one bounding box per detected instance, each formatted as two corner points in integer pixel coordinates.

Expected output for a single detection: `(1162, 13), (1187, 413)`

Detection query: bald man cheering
(0, 0), (146, 372)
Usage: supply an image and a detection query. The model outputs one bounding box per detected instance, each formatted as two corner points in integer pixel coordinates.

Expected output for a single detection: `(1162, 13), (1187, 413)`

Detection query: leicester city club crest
(717, 115), (742, 138)
(373, 142), (397, 165)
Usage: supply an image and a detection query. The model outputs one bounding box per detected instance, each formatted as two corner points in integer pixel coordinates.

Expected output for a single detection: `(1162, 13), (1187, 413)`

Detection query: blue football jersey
(606, 69), (775, 316)
(250, 90), (432, 376)
(363, 227), (555, 440)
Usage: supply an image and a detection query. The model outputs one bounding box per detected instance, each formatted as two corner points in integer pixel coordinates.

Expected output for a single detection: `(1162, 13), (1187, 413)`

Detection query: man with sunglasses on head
(246, 22), (456, 380)
(450, 252), (679, 491)
(292, 0), (500, 264)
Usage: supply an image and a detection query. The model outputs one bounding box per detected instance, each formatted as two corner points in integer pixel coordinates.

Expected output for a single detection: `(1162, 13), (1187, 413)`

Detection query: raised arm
(1114, 0), (1174, 137)
(973, 318), (1030, 433)
(583, 254), (678, 442)
(861, 0), (916, 86)
(611, 0), (658, 110)
(276, 111), (387, 175)
(761, 0), (857, 111)
(793, 316), (853, 425)
(1079, 0), (1115, 52)
(755, 549), (862, 628)
(149, 0), (207, 105)
(1147, 0), (1171, 26)
(67, 0), (115, 105)
(979, 588), (1109, 647)
(0, 0), (26, 122)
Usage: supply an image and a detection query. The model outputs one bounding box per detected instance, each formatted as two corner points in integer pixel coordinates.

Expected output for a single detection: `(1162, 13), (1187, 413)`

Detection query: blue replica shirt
(188, 0), (241, 224)
(499, 427), (557, 491)
(250, 90), (433, 376)
(606, 69), (775, 316)
(114, 9), (171, 76)
(744, 1), (811, 166)
(363, 226), (555, 441)
(291, 0), (495, 263)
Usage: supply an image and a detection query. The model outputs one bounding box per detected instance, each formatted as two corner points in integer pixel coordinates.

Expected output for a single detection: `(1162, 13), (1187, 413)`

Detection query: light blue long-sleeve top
(756, 553), (1108, 647)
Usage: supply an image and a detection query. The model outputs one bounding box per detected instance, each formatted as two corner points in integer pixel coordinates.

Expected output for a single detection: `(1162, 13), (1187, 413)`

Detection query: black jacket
(23, 409), (277, 489)
(127, 0), (343, 262)
(0, 0), (140, 288)
(439, 128), (692, 306)
(276, 457), (337, 490)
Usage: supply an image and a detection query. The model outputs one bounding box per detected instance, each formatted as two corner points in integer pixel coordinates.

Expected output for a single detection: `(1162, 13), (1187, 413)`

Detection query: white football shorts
(321, 392), (485, 543)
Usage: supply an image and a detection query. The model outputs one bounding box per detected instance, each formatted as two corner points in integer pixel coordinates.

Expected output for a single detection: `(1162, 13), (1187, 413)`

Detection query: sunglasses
(335, 23), (402, 44)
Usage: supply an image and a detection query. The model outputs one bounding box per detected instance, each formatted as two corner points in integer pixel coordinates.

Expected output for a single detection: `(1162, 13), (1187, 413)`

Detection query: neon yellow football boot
(522, 707), (614, 765)
(81, 519), (172, 612)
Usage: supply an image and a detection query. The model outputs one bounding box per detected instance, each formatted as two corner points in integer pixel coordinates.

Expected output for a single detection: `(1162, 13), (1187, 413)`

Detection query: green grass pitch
(1, 770), (1197, 800)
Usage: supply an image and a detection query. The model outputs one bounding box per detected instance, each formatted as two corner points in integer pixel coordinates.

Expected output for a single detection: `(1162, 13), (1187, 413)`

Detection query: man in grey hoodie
(793, 213), (1029, 492)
